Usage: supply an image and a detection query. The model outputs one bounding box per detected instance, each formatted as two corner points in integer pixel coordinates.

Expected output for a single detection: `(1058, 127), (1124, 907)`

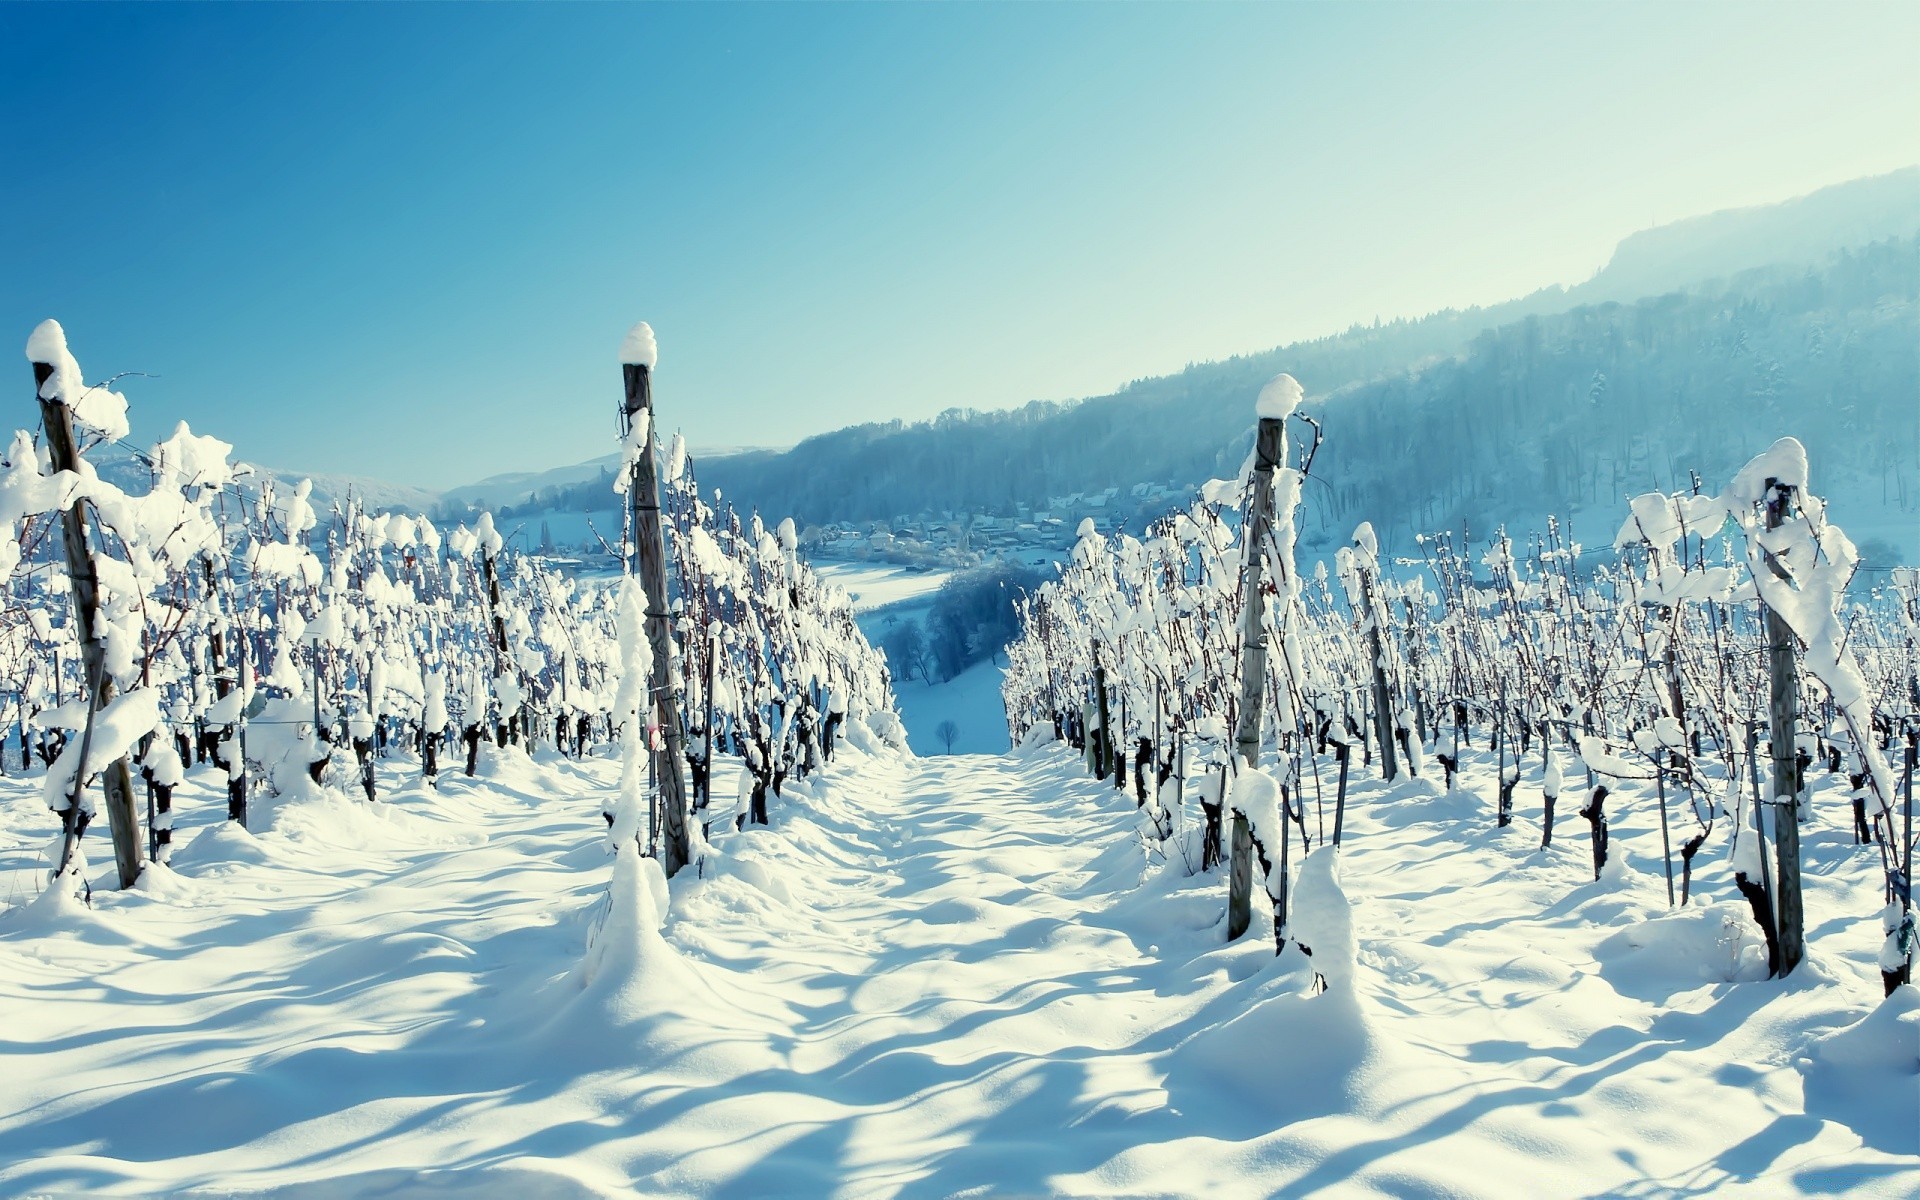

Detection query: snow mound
(1594, 905), (1772, 1000)
(1163, 958), (1379, 1122)
(1163, 845), (1378, 1120)
(0, 873), (95, 933)
(1801, 984), (1920, 1154)
(170, 820), (276, 869)
(1292, 846), (1358, 993)
(1015, 722), (1058, 753)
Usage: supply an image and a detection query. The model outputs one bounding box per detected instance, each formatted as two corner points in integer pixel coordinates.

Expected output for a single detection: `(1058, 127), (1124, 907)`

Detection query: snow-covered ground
(890, 657), (1011, 756)
(832, 566), (1015, 757)
(813, 561), (954, 614)
(0, 733), (1913, 1198)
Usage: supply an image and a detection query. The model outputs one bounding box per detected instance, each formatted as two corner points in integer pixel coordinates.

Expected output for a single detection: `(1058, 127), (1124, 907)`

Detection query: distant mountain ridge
(114, 169), (1913, 534)
(1577, 168), (1920, 304)
(437, 445), (780, 514)
(688, 170), (1917, 533)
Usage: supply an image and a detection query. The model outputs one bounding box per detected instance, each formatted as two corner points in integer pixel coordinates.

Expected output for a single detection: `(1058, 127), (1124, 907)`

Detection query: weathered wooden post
(203, 556), (248, 825)
(621, 323), (692, 877)
(1227, 813), (1254, 940)
(1232, 413), (1286, 770)
(699, 631), (717, 801)
(1092, 644), (1112, 781)
(31, 332), (143, 888)
(1355, 533), (1399, 783)
(1227, 399), (1289, 941)
(480, 541), (513, 745)
(1038, 601), (1060, 737)
(1762, 479), (1804, 976)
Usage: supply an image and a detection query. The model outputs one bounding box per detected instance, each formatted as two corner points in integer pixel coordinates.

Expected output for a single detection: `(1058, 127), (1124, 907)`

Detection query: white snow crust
(1256, 371), (1304, 420)
(0, 732), (1906, 1198)
(619, 321), (659, 368)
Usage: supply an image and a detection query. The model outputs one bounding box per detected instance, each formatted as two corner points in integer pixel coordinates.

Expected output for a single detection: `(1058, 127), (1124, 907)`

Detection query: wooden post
(1039, 603), (1059, 736)
(623, 353), (692, 876)
(234, 649), (251, 813)
(1093, 647), (1112, 781)
(1228, 413), (1286, 941)
(1232, 416), (1286, 768)
(1332, 739), (1351, 847)
(700, 630), (717, 801)
(1359, 554), (1398, 783)
(481, 547), (511, 744)
(1763, 481), (1804, 976)
(1655, 752), (1675, 906)
(32, 357), (143, 888)
(1227, 810), (1254, 941)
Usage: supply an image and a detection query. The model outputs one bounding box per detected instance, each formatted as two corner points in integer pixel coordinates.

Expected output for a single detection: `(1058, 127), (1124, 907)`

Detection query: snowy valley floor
(0, 734), (1915, 1199)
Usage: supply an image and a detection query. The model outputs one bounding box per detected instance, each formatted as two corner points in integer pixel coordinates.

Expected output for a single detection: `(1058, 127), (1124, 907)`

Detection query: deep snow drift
(0, 731), (1913, 1198)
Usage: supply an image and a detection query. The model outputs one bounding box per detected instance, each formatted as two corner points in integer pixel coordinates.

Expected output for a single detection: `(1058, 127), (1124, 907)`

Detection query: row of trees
(1001, 374), (1916, 1002)
(9, 320), (898, 901)
(878, 562), (1049, 686)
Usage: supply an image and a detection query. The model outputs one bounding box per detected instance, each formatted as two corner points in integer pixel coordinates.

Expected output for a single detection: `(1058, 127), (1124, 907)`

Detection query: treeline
(698, 237), (1918, 547)
(432, 468), (621, 525)
(1305, 238), (1919, 553)
(879, 562), (1049, 686)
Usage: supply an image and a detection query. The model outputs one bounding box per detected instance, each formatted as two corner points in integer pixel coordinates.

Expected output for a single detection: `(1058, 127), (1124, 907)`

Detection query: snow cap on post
(25, 319), (131, 442)
(1256, 372), (1303, 421)
(1727, 436), (1808, 506)
(1351, 521), (1378, 562)
(25, 318), (68, 368)
(619, 321), (659, 369)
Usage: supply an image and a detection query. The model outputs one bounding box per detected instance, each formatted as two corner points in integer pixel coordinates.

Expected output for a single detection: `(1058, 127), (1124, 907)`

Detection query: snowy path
(0, 743), (1216, 1198)
(1, 737), (1914, 1198)
(584, 745), (1253, 1199)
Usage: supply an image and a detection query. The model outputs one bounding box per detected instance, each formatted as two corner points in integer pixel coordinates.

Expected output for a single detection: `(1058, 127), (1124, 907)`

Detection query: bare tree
(935, 720), (959, 755)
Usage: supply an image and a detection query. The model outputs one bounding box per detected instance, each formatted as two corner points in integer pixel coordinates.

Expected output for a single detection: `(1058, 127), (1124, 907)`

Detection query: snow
(889, 657), (1008, 755)
(23, 317), (67, 366)
(0, 724), (1908, 1198)
(24, 318), (130, 441)
(41, 688), (161, 812)
(1256, 371), (1304, 420)
(619, 320), (659, 368)
(606, 575), (653, 851)
(1291, 845), (1358, 992)
(1729, 435), (1810, 505)
(812, 561), (952, 613)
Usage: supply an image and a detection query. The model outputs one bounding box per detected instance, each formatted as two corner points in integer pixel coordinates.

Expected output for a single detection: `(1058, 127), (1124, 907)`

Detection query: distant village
(797, 480), (1195, 569)
(447, 478), (1202, 574)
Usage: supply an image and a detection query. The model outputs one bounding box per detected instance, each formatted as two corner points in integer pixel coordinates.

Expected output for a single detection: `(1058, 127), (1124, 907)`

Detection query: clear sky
(4, 2), (1915, 489)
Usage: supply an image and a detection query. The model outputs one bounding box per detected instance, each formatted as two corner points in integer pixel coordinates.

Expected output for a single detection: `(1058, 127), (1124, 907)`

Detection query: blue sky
(3, 2), (1915, 489)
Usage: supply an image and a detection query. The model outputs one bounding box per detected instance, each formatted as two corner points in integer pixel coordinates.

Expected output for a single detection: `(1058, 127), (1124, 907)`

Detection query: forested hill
(1297, 236), (1918, 553)
(696, 170), (1918, 538)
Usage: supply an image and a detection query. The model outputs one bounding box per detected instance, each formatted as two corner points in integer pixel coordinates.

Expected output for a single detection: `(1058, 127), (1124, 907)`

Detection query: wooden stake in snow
(1358, 552), (1399, 784)
(1093, 647), (1112, 781)
(1228, 411), (1286, 941)
(1232, 415), (1286, 770)
(621, 325), (692, 877)
(1762, 480), (1804, 976)
(32, 355), (144, 889)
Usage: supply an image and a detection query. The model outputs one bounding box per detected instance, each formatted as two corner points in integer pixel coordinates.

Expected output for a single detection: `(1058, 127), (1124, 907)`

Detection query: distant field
(810, 560), (954, 613)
